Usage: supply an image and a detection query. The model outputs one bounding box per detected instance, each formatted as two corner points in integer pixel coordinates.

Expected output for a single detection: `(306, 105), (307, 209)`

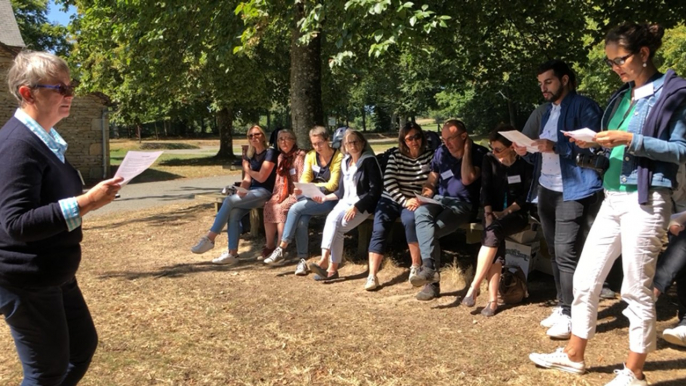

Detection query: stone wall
(0, 50), (17, 126)
(0, 49), (110, 182)
(55, 95), (110, 181)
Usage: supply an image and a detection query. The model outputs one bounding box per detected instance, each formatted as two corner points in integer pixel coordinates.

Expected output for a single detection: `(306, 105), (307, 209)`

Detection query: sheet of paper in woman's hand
(562, 128), (597, 143)
(113, 151), (163, 185)
(498, 130), (539, 153)
(294, 182), (325, 199)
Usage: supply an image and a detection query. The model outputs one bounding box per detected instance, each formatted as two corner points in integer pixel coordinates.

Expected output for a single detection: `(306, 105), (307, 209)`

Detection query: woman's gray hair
(309, 125), (329, 141)
(7, 50), (70, 104)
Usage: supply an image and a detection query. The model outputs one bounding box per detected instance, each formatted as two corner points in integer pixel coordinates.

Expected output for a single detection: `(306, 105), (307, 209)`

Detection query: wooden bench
(356, 215), (483, 258)
(194, 192), (263, 237)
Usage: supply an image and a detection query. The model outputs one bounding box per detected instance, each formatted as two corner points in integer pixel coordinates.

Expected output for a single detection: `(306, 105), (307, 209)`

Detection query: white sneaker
(541, 307), (563, 328)
(409, 266), (421, 287)
(294, 259), (310, 276)
(264, 247), (285, 265)
(662, 325), (686, 347)
(211, 251), (238, 265)
(529, 347), (585, 374)
(191, 236), (214, 254)
(364, 275), (379, 291)
(605, 364), (647, 386)
(546, 314), (572, 339)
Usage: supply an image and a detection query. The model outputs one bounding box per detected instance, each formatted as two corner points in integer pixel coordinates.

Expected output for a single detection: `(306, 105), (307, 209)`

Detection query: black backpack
(425, 130), (441, 151)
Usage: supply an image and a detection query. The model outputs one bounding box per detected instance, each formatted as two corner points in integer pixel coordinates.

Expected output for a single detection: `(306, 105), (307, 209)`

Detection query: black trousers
(538, 186), (603, 316)
(655, 231), (686, 326)
(0, 277), (97, 386)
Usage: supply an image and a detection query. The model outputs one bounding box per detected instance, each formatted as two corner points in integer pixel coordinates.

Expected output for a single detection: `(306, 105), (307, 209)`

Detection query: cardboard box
(507, 229), (539, 244)
(505, 240), (540, 280)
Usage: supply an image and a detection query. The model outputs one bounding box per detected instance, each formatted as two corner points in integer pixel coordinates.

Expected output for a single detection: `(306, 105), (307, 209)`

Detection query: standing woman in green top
(529, 23), (686, 386)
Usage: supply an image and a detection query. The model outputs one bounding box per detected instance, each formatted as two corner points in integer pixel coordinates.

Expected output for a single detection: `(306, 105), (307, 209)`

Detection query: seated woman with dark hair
(461, 126), (533, 316)
(261, 129), (307, 260)
(364, 122), (434, 291)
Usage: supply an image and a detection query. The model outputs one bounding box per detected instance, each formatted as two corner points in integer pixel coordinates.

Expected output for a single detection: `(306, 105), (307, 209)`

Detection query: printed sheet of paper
(415, 193), (442, 206)
(498, 130), (539, 153)
(294, 182), (325, 199)
(670, 210), (686, 227)
(113, 151), (163, 185)
(562, 128), (598, 143)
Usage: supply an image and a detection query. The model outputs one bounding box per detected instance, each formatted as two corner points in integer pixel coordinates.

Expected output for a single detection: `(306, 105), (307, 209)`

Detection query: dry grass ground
(1, 203), (685, 385)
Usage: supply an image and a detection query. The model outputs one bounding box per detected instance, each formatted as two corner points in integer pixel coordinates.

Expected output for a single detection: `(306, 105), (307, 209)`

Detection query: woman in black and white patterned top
(364, 122), (435, 290)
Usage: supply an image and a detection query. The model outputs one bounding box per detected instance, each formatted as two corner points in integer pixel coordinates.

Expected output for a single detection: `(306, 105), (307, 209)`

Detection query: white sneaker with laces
(546, 314), (572, 339)
(211, 251), (238, 265)
(364, 275), (379, 291)
(409, 266), (421, 286)
(529, 347), (585, 374)
(604, 365), (647, 386)
(191, 236), (214, 254)
(264, 247), (285, 265)
(294, 259), (310, 276)
(541, 306), (563, 328)
(662, 325), (686, 347)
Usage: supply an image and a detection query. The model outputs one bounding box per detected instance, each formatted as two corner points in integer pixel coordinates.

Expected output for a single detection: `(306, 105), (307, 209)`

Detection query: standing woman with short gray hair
(0, 51), (123, 384)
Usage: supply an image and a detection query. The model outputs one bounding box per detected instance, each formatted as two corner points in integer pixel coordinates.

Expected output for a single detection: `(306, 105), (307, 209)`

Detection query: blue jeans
(0, 278), (97, 386)
(368, 197), (418, 254)
(281, 197), (337, 258)
(415, 195), (474, 270)
(210, 187), (271, 250)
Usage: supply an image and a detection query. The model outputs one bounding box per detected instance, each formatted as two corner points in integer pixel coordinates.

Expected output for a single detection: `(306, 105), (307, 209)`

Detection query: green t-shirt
(603, 89), (637, 192)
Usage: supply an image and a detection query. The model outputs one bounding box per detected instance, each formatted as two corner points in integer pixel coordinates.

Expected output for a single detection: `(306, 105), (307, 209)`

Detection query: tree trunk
(216, 107), (235, 159)
(154, 122), (159, 140)
(289, 2), (323, 150)
(361, 106), (366, 131)
(136, 122), (142, 143)
(507, 99), (516, 127)
(163, 120), (168, 137)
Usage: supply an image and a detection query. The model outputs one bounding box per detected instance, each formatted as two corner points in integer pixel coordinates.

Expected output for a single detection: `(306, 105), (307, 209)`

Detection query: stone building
(0, 0), (111, 181)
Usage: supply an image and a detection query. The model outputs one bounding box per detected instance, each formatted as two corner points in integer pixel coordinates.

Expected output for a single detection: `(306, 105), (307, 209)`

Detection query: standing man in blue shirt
(514, 60), (604, 339)
(410, 119), (488, 300)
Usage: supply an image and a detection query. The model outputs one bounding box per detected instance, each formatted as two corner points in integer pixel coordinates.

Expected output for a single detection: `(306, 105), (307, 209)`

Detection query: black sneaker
(409, 267), (440, 287)
(416, 283), (440, 301)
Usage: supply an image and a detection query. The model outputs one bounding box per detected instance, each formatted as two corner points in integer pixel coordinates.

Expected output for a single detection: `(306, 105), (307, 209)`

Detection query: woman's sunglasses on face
(31, 83), (76, 97)
(490, 146), (507, 154)
(248, 132), (263, 139)
(405, 134), (422, 143)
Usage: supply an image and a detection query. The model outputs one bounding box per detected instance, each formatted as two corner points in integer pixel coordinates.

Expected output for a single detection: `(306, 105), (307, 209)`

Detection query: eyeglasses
(441, 133), (461, 142)
(604, 53), (634, 67)
(31, 83), (76, 96)
(345, 140), (360, 146)
(247, 132), (263, 139)
(404, 134), (422, 143)
(490, 146), (507, 154)
(278, 137), (295, 142)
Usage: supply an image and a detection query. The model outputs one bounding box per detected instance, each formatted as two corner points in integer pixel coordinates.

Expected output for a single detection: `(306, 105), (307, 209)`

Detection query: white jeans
(321, 201), (369, 264)
(572, 190), (670, 353)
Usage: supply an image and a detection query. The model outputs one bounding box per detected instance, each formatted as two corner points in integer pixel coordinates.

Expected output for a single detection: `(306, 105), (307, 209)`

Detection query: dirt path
(1, 203), (685, 385)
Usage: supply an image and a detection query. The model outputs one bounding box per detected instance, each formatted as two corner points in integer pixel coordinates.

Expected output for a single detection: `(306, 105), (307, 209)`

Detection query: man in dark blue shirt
(410, 119), (488, 300)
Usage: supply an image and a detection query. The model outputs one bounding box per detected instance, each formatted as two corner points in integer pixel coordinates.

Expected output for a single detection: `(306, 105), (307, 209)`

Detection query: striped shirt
(14, 109), (82, 232)
(382, 148), (434, 205)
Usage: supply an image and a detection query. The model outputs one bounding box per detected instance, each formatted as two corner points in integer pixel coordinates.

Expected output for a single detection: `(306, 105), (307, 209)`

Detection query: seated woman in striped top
(364, 122), (435, 291)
